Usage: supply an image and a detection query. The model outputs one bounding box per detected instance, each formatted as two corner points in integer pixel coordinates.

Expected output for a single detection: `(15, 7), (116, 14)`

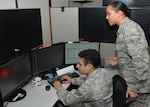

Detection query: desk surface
(6, 68), (118, 107)
(7, 80), (69, 107)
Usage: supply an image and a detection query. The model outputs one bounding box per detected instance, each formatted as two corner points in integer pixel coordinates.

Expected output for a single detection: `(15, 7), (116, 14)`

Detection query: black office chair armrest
(53, 100), (68, 107)
(113, 75), (132, 107)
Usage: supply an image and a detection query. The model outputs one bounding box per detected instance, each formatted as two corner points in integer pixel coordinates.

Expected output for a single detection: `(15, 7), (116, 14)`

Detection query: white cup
(31, 77), (42, 86)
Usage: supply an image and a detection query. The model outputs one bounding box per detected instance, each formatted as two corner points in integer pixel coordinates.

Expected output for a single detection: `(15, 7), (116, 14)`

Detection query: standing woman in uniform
(106, 1), (150, 107)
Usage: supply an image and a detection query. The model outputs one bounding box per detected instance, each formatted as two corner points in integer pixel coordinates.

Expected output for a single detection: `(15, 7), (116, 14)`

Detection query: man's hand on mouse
(53, 75), (73, 90)
(61, 75), (72, 84)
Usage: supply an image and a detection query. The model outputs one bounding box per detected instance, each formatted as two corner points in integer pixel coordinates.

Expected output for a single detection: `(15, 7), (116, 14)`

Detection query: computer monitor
(0, 53), (32, 101)
(31, 43), (65, 75)
(0, 9), (43, 65)
(79, 7), (118, 43)
(65, 41), (100, 65)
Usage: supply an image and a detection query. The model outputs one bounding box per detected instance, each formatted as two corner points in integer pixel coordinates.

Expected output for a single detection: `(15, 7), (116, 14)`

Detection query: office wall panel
(51, 7), (79, 43)
(0, 0), (16, 9)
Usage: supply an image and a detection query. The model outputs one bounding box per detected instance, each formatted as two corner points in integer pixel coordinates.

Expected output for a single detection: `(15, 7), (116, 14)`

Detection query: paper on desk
(56, 65), (75, 76)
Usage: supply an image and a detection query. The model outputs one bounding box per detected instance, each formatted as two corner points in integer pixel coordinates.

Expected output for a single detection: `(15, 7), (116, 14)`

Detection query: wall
(51, 0), (103, 7)
(100, 42), (116, 66)
(51, 0), (69, 7)
(51, 7), (79, 44)
(0, 0), (16, 9)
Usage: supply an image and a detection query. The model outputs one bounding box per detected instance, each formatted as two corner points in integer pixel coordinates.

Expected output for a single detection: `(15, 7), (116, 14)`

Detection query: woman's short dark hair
(109, 1), (131, 18)
(78, 49), (101, 68)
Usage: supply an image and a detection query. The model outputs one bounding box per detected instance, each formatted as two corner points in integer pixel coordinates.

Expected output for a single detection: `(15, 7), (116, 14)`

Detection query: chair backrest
(113, 75), (131, 107)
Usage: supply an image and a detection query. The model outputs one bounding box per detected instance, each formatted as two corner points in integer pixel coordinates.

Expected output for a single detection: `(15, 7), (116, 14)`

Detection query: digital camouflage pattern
(56, 68), (113, 107)
(116, 17), (150, 106)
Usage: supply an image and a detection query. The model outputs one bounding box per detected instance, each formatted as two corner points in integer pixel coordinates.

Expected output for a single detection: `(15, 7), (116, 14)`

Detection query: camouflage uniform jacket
(56, 68), (113, 107)
(116, 17), (150, 93)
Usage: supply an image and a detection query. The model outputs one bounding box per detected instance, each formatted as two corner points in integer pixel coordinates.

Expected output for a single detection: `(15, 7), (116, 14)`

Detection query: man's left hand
(53, 80), (62, 90)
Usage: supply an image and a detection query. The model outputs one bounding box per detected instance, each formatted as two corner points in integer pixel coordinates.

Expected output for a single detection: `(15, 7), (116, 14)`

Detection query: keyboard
(47, 72), (79, 86)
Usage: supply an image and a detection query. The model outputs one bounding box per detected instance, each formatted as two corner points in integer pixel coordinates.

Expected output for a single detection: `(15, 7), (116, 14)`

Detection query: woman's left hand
(126, 89), (138, 102)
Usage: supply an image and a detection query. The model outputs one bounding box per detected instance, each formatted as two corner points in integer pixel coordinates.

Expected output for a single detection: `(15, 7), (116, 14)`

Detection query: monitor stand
(9, 89), (26, 102)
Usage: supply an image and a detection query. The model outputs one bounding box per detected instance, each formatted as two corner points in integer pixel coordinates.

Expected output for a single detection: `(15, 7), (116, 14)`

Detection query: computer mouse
(45, 85), (51, 91)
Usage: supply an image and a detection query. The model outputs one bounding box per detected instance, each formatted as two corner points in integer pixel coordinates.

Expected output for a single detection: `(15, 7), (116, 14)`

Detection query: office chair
(113, 75), (132, 107)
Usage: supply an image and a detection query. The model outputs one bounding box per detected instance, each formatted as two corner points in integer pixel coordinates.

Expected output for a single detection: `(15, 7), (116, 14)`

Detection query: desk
(6, 68), (118, 107)
(6, 80), (69, 107)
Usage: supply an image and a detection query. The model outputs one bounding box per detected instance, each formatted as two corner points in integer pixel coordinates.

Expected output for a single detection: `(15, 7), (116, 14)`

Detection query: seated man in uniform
(53, 49), (113, 107)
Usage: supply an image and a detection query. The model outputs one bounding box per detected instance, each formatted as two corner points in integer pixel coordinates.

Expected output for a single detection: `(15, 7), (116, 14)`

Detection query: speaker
(0, 91), (3, 107)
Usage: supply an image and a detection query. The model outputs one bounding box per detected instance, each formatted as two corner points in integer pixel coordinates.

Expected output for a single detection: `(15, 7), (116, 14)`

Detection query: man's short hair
(78, 49), (101, 68)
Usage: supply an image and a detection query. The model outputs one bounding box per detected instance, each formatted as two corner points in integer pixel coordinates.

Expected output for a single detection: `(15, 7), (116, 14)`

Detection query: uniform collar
(117, 17), (129, 34)
(88, 68), (100, 78)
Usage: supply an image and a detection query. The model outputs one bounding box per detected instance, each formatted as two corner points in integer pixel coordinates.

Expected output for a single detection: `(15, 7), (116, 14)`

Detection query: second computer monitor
(31, 43), (65, 75)
(65, 42), (100, 65)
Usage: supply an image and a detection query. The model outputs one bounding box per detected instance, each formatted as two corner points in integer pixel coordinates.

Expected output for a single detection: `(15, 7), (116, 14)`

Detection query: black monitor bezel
(31, 43), (65, 75)
(0, 8), (43, 65)
(0, 53), (32, 101)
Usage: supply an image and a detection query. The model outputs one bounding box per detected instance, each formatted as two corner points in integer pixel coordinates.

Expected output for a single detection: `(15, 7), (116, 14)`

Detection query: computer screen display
(31, 43), (65, 75)
(0, 9), (43, 65)
(79, 7), (118, 43)
(65, 42), (100, 64)
(0, 53), (32, 101)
